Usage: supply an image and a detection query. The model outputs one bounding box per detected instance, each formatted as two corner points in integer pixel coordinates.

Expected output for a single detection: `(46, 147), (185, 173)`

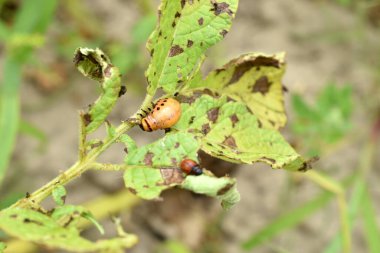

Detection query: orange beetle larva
(180, 159), (203, 175)
(140, 98), (181, 132)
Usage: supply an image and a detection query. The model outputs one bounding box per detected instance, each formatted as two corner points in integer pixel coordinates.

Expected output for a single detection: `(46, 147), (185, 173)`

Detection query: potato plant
(0, 0), (313, 252)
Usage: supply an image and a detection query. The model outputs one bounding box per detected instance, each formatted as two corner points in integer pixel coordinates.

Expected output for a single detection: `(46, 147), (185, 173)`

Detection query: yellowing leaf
(188, 53), (287, 130)
(174, 92), (311, 171)
(145, 0), (238, 95)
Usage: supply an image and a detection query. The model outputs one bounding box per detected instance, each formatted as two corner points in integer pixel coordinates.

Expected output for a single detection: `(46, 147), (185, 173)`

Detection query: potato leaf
(174, 92), (311, 171)
(0, 208), (137, 252)
(74, 48), (122, 134)
(145, 0), (238, 95)
(187, 53), (287, 130)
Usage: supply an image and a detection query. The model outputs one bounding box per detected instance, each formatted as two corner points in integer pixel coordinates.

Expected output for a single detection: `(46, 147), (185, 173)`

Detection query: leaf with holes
(0, 208), (137, 252)
(74, 48), (122, 134)
(188, 53), (287, 130)
(145, 0), (238, 95)
(174, 92), (311, 171)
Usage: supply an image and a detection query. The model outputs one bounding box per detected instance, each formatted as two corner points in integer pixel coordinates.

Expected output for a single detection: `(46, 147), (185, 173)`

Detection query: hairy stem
(11, 94), (154, 208)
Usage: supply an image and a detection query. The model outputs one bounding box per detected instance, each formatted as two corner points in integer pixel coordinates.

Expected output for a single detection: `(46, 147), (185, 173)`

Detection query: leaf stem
(11, 93), (154, 208)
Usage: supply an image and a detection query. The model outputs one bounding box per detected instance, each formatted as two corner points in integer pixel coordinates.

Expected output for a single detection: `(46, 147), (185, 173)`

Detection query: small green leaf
(0, 207), (137, 252)
(361, 188), (380, 253)
(145, 0), (238, 95)
(188, 53), (287, 130)
(74, 48), (122, 134)
(182, 174), (240, 210)
(118, 134), (137, 154)
(52, 185), (67, 206)
(175, 93), (310, 171)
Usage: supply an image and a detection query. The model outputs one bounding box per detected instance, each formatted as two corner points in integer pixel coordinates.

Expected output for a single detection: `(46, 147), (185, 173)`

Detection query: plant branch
(11, 93), (154, 209)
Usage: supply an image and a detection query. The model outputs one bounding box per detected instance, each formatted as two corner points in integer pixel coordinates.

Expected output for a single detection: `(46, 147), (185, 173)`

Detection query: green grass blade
(242, 190), (334, 250)
(19, 120), (47, 145)
(0, 57), (21, 185)
(361, 188), (380, 253)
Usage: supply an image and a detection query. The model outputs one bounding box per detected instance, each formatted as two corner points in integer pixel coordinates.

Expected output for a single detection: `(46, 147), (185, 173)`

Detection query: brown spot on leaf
(150, 49), (154, 57)
(83, 113), (92, 126)
(210, 1), (233, 16)
(172, 21), (176, 27)
(227, 56), (280, 86)
(123, 147), (128, 154)
(282, 85), (289, 92)
(252, 76), (272, 95)
(181, 0), (186, 8)
(171, 157), (178, 165)
(158, 30), (162, 36)
(169, 45), (184, 57)
(104, 65), (112, 77)
(23, 218), (43, 226)
(207, 108), (219, 123)
(202, 123), (211, 135)
(144, 152), (154, 166)
(222, 136), (237, 148)
(160, 168), (184, 184)
(217, 183), (234, 195)
(230, 114), (239, 127)
(188, 116), (195, 124)
(127, 187), (137, 194)
(198, 17), (204, 25)
(175, 11), (181, 18)
(187, 40), (194, 48)
(220, 29), (228, 37)
(174, 142), (180, 148)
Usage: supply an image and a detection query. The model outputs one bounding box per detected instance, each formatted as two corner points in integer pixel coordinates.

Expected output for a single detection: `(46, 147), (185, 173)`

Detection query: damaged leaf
(52, 185), (66, 206)
(145, 0), (238, 95)
(174, 93), (310, 171)
(74, 48), (122, 134)
(187, 53), (287, 130)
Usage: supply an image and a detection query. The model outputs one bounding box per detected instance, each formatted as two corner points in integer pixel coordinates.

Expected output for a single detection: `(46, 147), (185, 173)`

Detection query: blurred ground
(2, 0), (380, 252)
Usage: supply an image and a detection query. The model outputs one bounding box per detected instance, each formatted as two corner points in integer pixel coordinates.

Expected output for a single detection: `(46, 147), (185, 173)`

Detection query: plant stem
(11, 93), (154, 208)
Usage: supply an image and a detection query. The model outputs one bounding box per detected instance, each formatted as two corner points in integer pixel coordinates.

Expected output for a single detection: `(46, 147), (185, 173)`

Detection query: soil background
(2, 0), (380, 252)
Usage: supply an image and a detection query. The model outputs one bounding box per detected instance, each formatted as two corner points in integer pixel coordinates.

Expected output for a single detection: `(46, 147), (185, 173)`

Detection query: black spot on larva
(210, 2), (233, 16)
(187, 40), (194, 48)
(150, 49), (154, 57)
(156, 107), (161, 110)
(169, 45), (184, 57)
(25, 192), (31, 198)
(161, 103), (165, 106)
(175, 11), (181, 18)
(123, 147), (128, 154)
(207, 108), (219, 123)
(226, 56), (280, 86)
(198, 17), (204, 25)
(118, 85), (127, 97)
(220, 29), (228, 37)
(158, 31), (162, 36)
(252, 76), (272, 95)
(222, 136), (237, 148)
(283, 85), (289, 92)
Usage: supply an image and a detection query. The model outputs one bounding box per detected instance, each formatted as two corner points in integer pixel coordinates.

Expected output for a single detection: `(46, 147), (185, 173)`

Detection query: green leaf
(74, 48), (122, 134)
(52, 185), (67, 206)
(182, 174), (239, 210)
(188, 53), (287, 130)
(19, 119), (47, 146)
(242, 190), (334, 250)
(175, 93), (310, 171)
(0, 207), (137, 252)
(118, 134), (137, 154)
(125, 132), (200, 167)
(145, 0), (238, 95)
